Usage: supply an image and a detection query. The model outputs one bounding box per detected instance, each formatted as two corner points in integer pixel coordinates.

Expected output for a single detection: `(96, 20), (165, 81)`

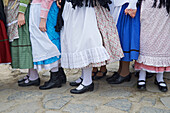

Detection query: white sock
(25, 69), (39, 83)
(51, 67), (59, 72)
(156, 73), (166, 87)
(75, 69), (84, 83)
(138, 70), (146, 85)
(76, 67), (92, 90)
(23, 70), (30, 79)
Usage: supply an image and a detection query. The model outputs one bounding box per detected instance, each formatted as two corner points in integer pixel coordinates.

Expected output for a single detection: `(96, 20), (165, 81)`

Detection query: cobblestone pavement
(0, 63), (170, 113)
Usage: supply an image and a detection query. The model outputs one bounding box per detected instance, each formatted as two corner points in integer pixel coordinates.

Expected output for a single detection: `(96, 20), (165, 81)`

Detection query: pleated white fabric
(61, 2), (110, 69)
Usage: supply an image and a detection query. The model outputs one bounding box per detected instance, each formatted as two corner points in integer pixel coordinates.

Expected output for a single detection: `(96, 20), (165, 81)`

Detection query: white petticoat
(29, 3), (60, 62)
(61, 2), (110, 69)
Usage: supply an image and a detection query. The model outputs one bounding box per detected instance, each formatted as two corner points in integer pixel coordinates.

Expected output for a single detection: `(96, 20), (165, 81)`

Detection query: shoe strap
(80, 77), (83, 81)
(80, 83), (85, 87)
(158, 81), (167, 85)
(138, 80), (146, 83)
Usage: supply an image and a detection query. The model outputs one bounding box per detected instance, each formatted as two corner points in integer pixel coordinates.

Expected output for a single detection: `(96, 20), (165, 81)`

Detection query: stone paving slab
(7, 91), (43, 101)
(140, 96), (156, 106)
(139, 106), (170, 113)
(99, 88), (132, 98)
(105, 99), (132, 112)
(43, 93), (73, 110)
(160, 97), (170, 109)
(63, 103), (96, 113)
(8, 102), (40, 113)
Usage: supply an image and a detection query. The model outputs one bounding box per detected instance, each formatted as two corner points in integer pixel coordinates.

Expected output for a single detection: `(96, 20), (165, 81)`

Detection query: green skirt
(11, 5), (33, 69)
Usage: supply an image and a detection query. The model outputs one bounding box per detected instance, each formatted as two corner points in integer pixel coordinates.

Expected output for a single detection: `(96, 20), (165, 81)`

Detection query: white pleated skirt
(61, 2), (110, 69)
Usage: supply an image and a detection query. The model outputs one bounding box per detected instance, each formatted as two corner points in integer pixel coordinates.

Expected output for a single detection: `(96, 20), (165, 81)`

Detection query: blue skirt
(34, 2), (61, 66)
(117, 3), (140, 61)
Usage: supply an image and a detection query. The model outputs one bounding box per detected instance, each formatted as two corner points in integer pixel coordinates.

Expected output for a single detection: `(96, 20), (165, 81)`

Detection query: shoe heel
(62, 79), (66, 84)
(125, 76), (131, 82)
(34, 82), (40, 86)
(89, 86), (94, 92)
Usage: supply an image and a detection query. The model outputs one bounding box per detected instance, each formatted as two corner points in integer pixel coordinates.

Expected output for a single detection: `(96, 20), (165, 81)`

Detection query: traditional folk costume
(0, 0), (11, 64)
(4, 0), (33, 69)
(106, 0), (140, 84)
(135, 0), (170, 92)
(59, 0), (124, 94)
(109, 0), (140, 62)
(18, 0), (66, 89)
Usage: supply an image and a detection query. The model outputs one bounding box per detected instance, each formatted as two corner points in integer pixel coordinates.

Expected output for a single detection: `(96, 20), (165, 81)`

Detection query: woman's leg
(70, 67), (94, 94)
(69, 69), (84, 86)
(108, 61), (131, 84)
(39, 66), (65, 90)
(119, 61), (130, 77)
(93, 65), (107, 80)
(18, 68), (40, 87)
(155, 72), (168, 92)
(137, 70), (146, 90)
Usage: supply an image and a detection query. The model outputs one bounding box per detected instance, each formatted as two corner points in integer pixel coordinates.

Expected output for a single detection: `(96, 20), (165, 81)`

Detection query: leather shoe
(106, 72), (119, 82)
(92, 70), (107, 80)
(137, 80), (146, 91)
(70, 77), (83, 86)
(59, 67), (67, 84)
(154, 79), (168, 92)
(18, 75), (29, 83)
(18, 78), (40, 87)
(70, 83), (94, 94)
(108, 73), (131, 84)
(39, 71), (62, 90)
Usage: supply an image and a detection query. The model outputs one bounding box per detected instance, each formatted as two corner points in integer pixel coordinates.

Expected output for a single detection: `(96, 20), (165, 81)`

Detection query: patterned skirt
(10, 4), (34, 69)
(94, 3), (124, 64)
(0, 20), (12, 64)
(5, 0), (19, 41)
(135, 0), (170, 73)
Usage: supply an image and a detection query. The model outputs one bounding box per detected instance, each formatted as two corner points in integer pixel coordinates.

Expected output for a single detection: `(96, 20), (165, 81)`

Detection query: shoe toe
(160, 87), (168, 92)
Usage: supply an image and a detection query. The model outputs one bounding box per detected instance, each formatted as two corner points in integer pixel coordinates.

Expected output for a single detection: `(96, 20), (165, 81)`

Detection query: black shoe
(137, 80), (146, 91)
(70, 83), (94, 94)
(18, 75), (29, 83)
(39, 71), (62, 90)
(59, 67), (67, 84)
(154, 79), (168, 92)
(106, 72), (119, 82)
(18, 78), (40, 87)
(93, 70), (107, 80)
(69, 77), (83, 86)
(108, 73), (132, 84)
(92, 69), (99, 80)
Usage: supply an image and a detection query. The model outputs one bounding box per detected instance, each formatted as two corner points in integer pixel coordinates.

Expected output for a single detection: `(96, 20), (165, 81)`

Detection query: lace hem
(137, 55), (170, 67)
(135, 62), (170, 73)
(61, 47), (110, 69)
(34, 60), (60, 71)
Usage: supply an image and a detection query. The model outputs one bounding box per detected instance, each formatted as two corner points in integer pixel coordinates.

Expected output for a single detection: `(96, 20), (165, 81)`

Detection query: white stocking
(138, 70), (146, 85)
(156, 73), (166, 87)
(76, 67), (92, 90)
(25, 69), (39, 83)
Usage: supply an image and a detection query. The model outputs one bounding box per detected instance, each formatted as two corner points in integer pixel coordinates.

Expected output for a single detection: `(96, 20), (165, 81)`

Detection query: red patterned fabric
(94, 3), (124, 63)
(0, 20), (12, 64)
